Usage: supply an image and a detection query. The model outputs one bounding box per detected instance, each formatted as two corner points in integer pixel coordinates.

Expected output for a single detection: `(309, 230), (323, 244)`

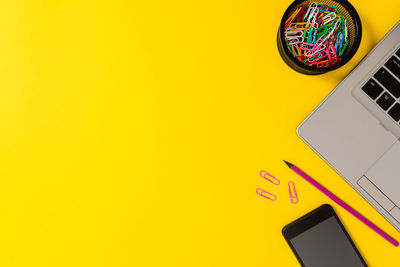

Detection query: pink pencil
(284, 160), (399, 247)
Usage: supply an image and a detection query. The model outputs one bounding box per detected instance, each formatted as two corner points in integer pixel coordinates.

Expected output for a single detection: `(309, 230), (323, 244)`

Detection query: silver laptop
(298, 21), (400, 231)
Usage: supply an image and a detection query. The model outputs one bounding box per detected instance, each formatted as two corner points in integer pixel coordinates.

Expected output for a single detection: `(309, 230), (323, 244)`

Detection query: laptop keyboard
(362, 48), (400, 122)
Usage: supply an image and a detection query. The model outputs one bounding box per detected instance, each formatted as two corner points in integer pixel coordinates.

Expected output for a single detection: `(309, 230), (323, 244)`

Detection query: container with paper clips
(277, 0), (362, 75)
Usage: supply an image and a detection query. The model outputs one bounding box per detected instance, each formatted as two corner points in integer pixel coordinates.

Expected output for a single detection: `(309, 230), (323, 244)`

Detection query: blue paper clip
(335, 32), (344, 55)
(308, 27), (317, 44)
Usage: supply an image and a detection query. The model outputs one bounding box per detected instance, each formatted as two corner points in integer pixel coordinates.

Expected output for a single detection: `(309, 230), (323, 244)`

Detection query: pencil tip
(283, 160), (294, 168)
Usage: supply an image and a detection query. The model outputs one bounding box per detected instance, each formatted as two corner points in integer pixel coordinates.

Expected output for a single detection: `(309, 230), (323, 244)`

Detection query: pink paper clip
(288, 181), (298, 204)
(256, 188), (277, 201)
(259, 170), (280, 185)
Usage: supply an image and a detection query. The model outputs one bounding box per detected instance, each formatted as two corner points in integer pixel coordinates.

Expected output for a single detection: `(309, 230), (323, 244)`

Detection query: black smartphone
(282, 204), (367, 267)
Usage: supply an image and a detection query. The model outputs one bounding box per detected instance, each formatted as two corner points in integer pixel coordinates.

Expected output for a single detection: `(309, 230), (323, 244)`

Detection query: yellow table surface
(1, 0), (400, 266)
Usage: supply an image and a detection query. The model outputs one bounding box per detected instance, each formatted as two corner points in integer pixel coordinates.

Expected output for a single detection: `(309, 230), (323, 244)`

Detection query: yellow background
(0, 0), (399, 266)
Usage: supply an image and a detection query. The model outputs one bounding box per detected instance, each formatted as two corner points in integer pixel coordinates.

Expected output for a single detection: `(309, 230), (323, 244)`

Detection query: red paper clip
(288, 181), (298, 204)
(259, 170), (280, 185)
(256, 188), (277, 201)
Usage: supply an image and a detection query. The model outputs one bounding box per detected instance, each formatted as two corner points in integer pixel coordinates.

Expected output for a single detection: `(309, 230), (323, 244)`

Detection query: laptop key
(361, 79), (384, 99)
(385, 56), (400, 80)
(397, 48), (400, 58)
(388, 103), (400, 121)
(374, 67), (400, 98)
(377, 92), (395, 110)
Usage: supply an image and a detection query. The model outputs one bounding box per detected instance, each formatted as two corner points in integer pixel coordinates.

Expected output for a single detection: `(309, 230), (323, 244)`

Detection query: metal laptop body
(298, 21), (400, 231)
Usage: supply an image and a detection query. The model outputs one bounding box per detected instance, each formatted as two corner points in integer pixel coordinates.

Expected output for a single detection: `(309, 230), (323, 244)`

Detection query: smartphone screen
(282, 204), (367, 267)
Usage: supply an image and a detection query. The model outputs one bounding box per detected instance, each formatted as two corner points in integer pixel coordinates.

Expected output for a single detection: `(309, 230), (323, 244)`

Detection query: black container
(277, 0), (362, 75)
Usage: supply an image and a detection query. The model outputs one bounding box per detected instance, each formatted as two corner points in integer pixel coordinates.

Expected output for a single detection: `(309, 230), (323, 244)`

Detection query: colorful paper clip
(256, 188), (277, 201)
(288, 181), (298, 204)
(283, 1), (349, 68)
(259, 170), (280, 185)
